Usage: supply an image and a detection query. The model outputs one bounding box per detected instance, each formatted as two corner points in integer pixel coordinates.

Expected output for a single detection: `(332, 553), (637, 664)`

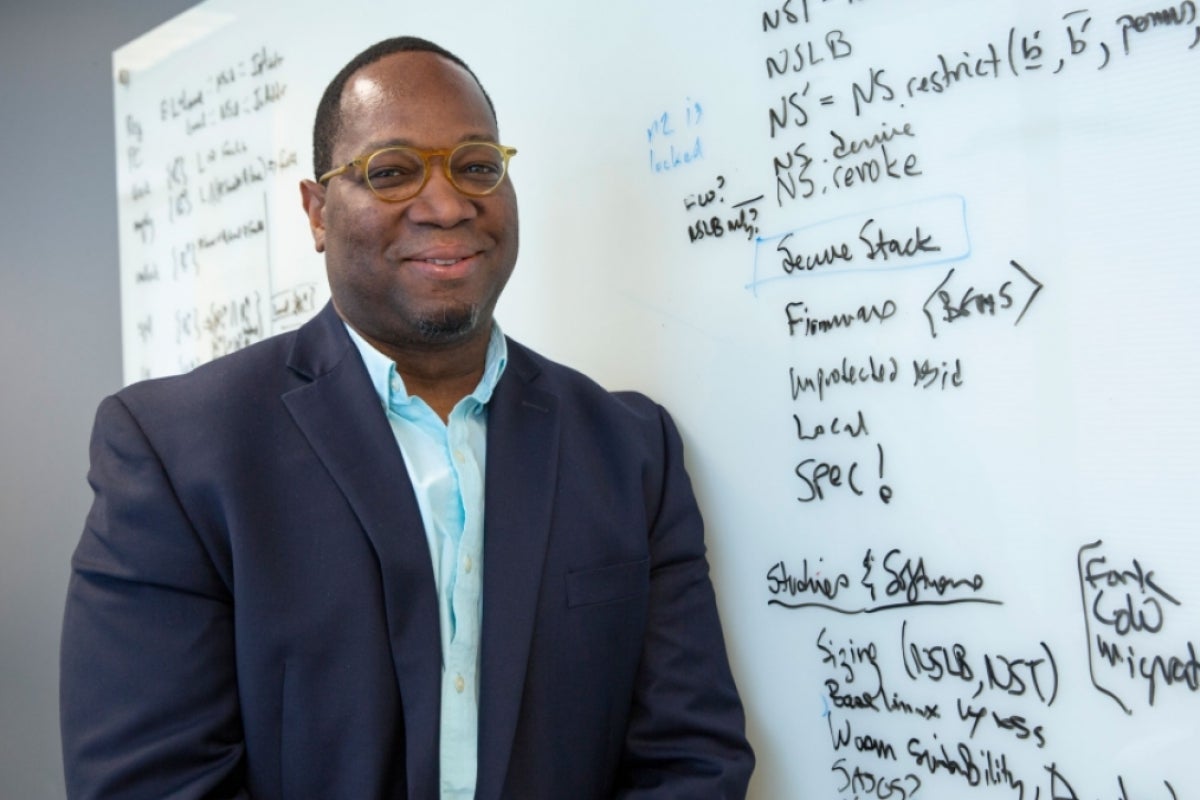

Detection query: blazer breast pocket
(565, 557), (650, 608)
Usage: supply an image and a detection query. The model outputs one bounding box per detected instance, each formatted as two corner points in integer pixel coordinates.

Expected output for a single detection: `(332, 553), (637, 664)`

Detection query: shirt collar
(344, 321), (508, 414)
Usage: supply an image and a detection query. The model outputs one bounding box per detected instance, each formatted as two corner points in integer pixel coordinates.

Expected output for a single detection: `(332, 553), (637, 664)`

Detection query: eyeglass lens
(365, 144), (506, 200)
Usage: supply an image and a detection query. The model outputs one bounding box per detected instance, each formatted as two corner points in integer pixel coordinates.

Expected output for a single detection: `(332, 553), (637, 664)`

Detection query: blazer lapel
(281, 304), (442, 800)
(475, 343), (560, 800)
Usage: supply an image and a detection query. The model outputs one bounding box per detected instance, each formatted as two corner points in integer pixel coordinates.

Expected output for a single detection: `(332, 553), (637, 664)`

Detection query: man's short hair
(311, 36), (497, 180)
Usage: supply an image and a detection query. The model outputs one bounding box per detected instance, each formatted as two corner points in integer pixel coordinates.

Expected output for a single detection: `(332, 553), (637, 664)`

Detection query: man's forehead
(342, 51), (479, 109)
(329, 50), (498, 160)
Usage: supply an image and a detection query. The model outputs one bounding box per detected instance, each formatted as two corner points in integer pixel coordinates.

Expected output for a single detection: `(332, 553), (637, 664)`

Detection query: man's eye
(368, 164), (422, 188)
(370, 165), (417, 179)
(456, 161), (501, 177)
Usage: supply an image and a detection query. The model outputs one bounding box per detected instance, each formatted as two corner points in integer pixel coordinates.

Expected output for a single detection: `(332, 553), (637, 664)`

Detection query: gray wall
(0, 1), (200, 795)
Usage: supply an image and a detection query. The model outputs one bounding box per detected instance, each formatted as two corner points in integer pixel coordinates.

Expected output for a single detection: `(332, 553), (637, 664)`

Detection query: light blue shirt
(345, 322), (508, 800)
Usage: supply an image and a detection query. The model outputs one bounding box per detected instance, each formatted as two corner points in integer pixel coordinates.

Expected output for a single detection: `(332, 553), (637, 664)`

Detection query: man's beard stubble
(415, 301), (481, 343)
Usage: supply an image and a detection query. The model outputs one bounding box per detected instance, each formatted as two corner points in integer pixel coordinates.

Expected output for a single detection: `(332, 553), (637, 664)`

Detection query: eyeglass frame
(316, 141), (518, 202)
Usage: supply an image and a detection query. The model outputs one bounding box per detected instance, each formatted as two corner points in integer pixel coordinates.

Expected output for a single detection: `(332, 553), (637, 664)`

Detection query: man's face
(301, 52), (518, 351)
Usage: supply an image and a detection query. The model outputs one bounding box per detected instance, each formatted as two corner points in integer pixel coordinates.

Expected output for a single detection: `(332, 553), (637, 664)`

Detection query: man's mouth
(403, 251), (480, 280)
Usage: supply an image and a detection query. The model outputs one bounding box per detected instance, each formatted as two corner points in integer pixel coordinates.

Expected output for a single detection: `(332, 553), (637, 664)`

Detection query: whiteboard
(114, 2), (1200, 797)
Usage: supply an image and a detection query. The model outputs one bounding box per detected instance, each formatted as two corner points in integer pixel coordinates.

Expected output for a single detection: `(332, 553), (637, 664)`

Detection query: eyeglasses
(317, 142), (517, 202)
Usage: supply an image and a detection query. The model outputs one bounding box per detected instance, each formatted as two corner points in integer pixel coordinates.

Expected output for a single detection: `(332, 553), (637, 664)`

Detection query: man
(61, 36), (753, 799)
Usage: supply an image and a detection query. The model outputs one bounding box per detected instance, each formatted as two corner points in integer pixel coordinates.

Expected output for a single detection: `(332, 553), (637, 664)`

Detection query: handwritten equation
(767, 542), (1190, 799)
(637, 2), (1200, 798)
(1079, 541), (1198, 712)
(117, 42), (307, 380)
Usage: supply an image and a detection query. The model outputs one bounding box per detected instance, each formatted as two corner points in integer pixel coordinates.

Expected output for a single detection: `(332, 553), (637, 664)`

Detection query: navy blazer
(61, 303), (753, 799)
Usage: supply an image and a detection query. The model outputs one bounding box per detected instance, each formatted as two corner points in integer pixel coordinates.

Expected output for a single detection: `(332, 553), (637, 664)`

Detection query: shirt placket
(439, 403), (483, 795)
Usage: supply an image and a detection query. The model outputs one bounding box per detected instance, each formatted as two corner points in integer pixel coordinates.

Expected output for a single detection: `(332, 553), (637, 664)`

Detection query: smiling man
(61, 37), (753, 799)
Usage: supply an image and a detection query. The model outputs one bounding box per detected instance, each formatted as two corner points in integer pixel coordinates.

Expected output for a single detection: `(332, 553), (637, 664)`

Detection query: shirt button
(463, 555), (473, 573)
(453, 449), (466, 464)
(454, 674), (466, 694)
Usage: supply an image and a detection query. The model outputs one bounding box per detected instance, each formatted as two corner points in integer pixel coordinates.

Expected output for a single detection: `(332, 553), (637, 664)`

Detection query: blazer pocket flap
(566, 558), (649, 608)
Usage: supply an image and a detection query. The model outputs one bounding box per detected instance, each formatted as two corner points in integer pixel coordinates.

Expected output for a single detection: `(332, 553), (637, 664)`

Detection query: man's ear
(299, 179), (327, 253)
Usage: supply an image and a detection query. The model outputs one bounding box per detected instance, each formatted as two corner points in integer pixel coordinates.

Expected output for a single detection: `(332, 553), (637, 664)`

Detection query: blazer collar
(282, 303), (442, 799)
(475, 341), (560, 800)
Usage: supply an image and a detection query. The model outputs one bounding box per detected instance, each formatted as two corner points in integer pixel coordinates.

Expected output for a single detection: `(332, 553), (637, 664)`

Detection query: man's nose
(405, 162), (478, 226)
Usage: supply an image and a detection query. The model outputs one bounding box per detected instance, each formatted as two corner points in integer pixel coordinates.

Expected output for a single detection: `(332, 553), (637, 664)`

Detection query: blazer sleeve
(614, 403), (755, 799)
(60, 395), (249, 800)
